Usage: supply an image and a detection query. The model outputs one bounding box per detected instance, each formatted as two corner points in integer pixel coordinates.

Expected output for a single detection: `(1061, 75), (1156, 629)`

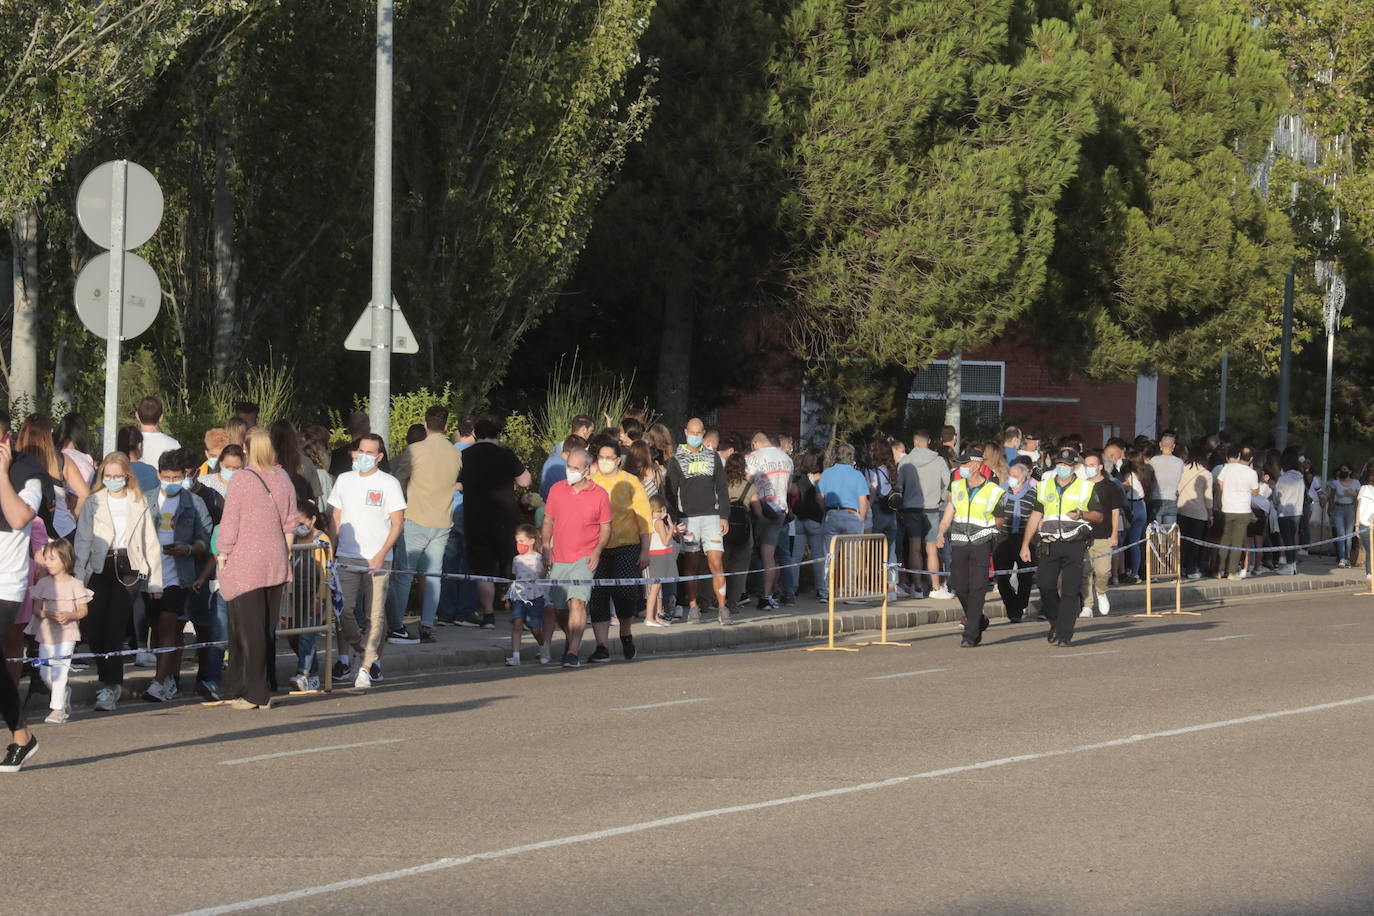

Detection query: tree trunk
(211, 118), (240, 381)
(52, 337), (73, 413)
(9, 208), (39, 408)
(655, 272), (693, 427)
(944, 346), (962, 446)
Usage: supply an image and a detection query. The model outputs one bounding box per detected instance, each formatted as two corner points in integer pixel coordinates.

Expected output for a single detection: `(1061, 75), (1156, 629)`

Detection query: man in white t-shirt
(328, 434), (406, 689)
(746, 433), (794, 609)
(134, 396), (180, 468)
(1214, 446), (1259, 579)
(1147, 431), (1185, 526)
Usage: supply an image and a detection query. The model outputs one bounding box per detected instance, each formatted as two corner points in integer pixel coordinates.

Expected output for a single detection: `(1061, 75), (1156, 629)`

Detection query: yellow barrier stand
(279, 541), (336, 692)
(807, 533), (904, 652)
(1132, 524), (1198, 618)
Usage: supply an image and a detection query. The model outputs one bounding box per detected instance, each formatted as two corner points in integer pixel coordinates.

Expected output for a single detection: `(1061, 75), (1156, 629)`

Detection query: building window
(907, 360), (1005, 427)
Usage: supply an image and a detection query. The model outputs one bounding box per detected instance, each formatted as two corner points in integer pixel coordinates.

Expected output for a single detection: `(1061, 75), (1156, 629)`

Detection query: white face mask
(566, 469), (584, 486)
(597, 458), (617, 475)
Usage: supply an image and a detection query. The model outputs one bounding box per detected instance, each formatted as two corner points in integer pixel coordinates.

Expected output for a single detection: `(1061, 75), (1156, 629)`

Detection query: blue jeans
(189, 588), (228, 688)
(870, 504), (901, 585)
(821, 510), (865, 591)
(1125, 499), (1148, 576)
(1149, 499), (1178, 527)
(1278, 515), (1299, 566)
(799, 519), (826, 593)
(1332, 504), (1354, 561)
(294, 632), (318, 676)
(388, 520), (452, 629)
(437, 509), (478, 623)
(777, 525), (797, 597)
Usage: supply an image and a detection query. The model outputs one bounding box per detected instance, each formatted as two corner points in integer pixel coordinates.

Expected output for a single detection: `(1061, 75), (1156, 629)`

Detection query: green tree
(772, 0), (1097, 386)
(1035, 0), (1298, 380)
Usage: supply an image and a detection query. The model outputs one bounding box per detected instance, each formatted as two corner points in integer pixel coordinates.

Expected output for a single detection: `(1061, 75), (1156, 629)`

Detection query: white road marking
(1329, 623), (1360, 629)
(1052, 649), (1119, 658)
(177, 692), (1374, 915)
(864, 668), (948, 680)
(1205, 634), (1255, 642)
(218, 739), (406, 766)
(610, 698), (711, 711)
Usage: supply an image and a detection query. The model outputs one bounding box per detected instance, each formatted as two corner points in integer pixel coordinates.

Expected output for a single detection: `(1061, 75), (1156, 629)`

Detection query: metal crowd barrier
(278, 541), (335, 692)
(807, 533), (907, 653)
(1132, 524), (1198, 618)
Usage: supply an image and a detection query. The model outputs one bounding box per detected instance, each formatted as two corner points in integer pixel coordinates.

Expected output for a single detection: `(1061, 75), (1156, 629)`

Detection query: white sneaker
(887, 588), (905, 600)
(44, 709), (69, 724)
(1097, 594), (1110, 616)
(94, 685), (121, 711)
(1186, 572), (1201, 580)
(354, 667), (373, 689)
(929, 587), (955, 601)
(1298, 548), (1310, 557)
(135, 650), (156, 668)
(1278, 563), (1296, 576)
(538, 644), (551, 665)
(505, 653), (520, 667)
(145, 677), (176, 702)
(1080, 606), (1094, 618)
(289, 673), (310, 693)
(1237, 568), (1251, 579)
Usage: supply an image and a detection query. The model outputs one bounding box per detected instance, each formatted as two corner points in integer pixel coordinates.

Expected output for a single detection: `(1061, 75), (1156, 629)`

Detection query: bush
(536, 350), (650, 450)
(343, 383), (467, 458)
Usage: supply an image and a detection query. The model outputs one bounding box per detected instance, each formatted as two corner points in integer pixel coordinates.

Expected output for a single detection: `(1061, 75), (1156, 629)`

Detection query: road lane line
(1329, 623), (1360, 629)
(610, 698), (711, 711)
(1205, 634), (1255, 642)
(218, 739), (406, 766)
(864, 668), (948, 681)
(181, 693), (1374, 915)
(1052, 650), (1119, 658)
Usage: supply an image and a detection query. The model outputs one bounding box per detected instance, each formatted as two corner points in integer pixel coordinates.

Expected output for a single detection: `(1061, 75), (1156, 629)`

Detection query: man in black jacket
(663, 417), (730, 622)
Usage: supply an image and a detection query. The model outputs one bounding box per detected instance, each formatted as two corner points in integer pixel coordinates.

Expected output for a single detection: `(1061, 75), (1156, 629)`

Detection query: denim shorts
(901, 509), (942, 544)
(682, 515), (724, 553)
(512, 597), (546, 628)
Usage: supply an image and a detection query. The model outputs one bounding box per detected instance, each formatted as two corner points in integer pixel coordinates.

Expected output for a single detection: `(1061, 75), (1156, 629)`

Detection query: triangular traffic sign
(344, 296), (418, 354)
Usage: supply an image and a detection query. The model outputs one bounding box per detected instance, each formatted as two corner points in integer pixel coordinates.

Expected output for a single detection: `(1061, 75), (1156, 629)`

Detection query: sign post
(104, 163), (127, 456)
(369, 0), (396, 444)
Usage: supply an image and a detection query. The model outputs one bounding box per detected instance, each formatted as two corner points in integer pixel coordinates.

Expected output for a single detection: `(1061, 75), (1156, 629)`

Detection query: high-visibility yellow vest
(1036, 476), (1097, 542)
(949, 478), (1005, 544)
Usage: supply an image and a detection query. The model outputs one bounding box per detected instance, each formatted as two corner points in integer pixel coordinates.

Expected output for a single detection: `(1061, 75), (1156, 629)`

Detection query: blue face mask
(103, 477), (127, 493)
(206, 456), (219, 471)
(685, 434), (704, 449)
(1084, 466), (1100, 480)
(159, 480), (183, 496)
(353, 453), (379, 474)
(958, 466), (973, 479)
(1055, 465), (1073, 481)
(220, 468), (236, 482)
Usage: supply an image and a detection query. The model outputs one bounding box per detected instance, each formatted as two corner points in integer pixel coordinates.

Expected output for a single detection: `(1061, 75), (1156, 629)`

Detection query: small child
(646, 495), (678, 627)
(25, 539), (92, 724)
(288, 500), (333, 692)
(507, 524), (549, 666)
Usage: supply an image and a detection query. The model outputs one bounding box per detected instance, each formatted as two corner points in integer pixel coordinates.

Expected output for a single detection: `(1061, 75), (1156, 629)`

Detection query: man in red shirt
(541, 448), (611, 669)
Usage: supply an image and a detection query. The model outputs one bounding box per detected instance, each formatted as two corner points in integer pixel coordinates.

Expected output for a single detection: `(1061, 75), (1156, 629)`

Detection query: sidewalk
(34, 557), (1369, 711)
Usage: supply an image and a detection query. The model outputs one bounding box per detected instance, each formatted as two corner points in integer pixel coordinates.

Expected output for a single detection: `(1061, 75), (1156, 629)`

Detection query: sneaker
(1186, 572), (1201, 580)
(0, 736), (39, 773)
(754, 595), (770, 611)
(289, 673), (310, 693)
(433, 618), (453, 627)
(331, 660), (353, 682)
(454, 617), (482, 628)
(419, 626), (437, 643)
(480, 614), (496, 630)
(561, 652), (581, 669)
(505, 653), (521, 667)
(739, 593), (753, 605)
(646, 618), (671, 628)
(1097, 594), (1110, 616)
(1080, 606), (1094, 618)
(135, 650), (156, 668)
(387, 627), (420, 645)
(779, 594), (796, 607)
(1338, 560), (1351, 569)
(44, 709), (69, 724)
(144, 677), (176, 702)
(687, 606), (702, 624)
(673, 607), (686, 620)
(94, 685), (121, 712)
(354, 667), (373, 689)
(929, 587), (955, 601)
(1277, 564), (1296, 576)
(1237, 568), (1251, 579)
(718, 607), (733, 626)
(369, 662), (383, 682)
(621, 635), (636, 661)
(306, 676), (320, 691)
(588, 645), (612, 664)
(887, 588), (905, 601)
(538, 644), (552, 665)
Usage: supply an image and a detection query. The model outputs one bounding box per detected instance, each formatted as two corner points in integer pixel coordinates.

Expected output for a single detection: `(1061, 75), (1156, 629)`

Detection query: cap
(958, 446), (984, 463)
(1054, 447), (1080, 465)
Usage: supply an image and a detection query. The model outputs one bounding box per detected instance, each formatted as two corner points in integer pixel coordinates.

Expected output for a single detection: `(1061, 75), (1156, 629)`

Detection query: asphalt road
(9, 590), (1374, 915)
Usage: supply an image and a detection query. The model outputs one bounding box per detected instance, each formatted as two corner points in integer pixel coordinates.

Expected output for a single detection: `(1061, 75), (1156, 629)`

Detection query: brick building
(713, 341), (1167, 447)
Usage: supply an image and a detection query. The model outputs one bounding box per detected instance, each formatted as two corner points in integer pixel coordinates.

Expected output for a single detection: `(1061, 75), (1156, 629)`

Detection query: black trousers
(83, 565), (138, 686)
(994, 536), (1031, 619)
(589, 545), (644, 624)
(0, 599), (23, 732)
(1037, 540), (1087, 641)
(1178, 516), (1208, 576)
(950, 540), (993, 638)
(223, 584), (284, 707)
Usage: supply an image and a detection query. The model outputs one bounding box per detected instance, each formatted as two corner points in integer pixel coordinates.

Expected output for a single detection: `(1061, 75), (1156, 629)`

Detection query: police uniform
(1027, 463), (1102, 645)
(947, 475), (1006, 646)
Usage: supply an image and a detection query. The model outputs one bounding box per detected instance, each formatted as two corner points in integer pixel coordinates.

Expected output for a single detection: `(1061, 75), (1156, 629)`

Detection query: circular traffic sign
(76, 161), (164, 250)
(74, 251), (162, 340)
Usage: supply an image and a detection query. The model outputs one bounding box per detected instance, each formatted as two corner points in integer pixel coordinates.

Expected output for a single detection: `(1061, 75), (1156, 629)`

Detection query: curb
(35, 572), (1367, 711)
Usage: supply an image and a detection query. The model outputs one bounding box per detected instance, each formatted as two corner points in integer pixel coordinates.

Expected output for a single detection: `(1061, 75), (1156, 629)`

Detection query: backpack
(725, 482), (754, 547)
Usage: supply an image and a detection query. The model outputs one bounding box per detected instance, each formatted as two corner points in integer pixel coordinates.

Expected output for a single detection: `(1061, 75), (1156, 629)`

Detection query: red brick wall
(714, 375), (803, 438)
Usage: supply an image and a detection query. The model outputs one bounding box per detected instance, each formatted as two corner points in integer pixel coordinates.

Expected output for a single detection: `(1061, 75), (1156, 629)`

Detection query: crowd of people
(3, 397), (1372, 772)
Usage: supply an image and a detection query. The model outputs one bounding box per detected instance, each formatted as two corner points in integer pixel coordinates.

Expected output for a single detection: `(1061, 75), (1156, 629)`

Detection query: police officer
(1018, 447), (1104, 647)
(936, 446), (1006, 648)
